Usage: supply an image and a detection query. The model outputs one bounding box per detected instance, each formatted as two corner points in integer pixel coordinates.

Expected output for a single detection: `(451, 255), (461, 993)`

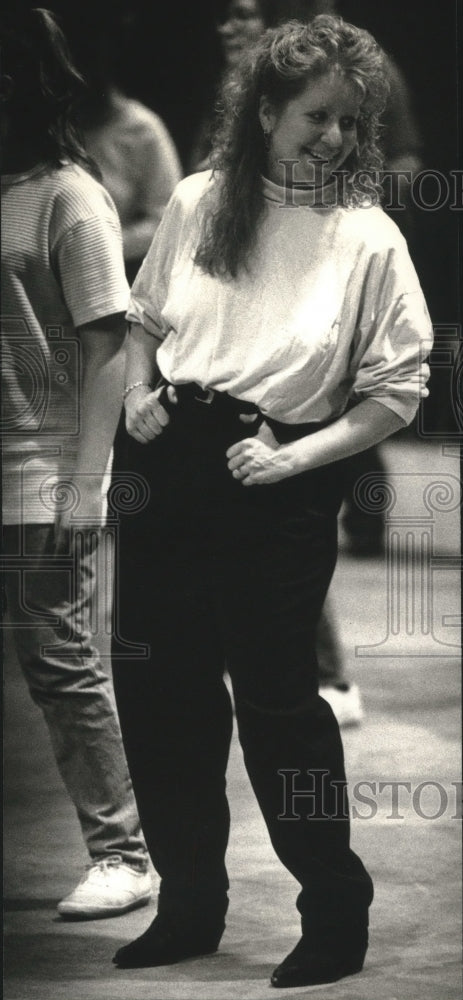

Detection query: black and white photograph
(1, 1), (461, 998)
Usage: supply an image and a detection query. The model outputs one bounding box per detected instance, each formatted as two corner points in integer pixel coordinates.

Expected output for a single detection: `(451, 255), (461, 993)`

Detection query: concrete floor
(3, 438), (462, 1000)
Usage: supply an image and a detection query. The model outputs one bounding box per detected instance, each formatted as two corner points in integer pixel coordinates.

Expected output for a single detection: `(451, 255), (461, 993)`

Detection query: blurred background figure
(188, 1), (327, 168)
(189, 0), (424, 727)
(1, 6), (151, 917)
(79, 87), (182, 284)
(57, 3), (182, 284)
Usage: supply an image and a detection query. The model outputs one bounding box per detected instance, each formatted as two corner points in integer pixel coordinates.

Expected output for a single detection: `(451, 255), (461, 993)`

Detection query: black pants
(111, 388), (373, 932)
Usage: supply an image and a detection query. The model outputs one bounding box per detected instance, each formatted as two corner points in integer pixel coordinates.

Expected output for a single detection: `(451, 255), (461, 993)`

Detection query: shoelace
(80, 856), (125, 882)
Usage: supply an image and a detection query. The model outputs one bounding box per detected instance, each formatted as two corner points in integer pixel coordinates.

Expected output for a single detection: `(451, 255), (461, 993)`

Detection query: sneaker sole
(57, 892), (152, 920)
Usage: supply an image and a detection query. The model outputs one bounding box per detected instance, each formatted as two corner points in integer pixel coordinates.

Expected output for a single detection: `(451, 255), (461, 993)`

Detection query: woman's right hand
(125, 384), (178, 443)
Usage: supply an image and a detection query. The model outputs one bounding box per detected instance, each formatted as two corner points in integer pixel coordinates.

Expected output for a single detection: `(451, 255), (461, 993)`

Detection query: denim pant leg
(3, 523), (147, 869)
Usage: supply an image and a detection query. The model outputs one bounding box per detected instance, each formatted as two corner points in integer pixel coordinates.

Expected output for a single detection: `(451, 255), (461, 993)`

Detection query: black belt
(158, 380), (329, 443)
(157, 380), (262, 419)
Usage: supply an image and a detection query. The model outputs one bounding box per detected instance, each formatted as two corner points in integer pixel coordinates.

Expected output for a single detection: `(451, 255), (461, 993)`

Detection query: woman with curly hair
(112, 15), (432, 986)
(192, 0), (426, 729)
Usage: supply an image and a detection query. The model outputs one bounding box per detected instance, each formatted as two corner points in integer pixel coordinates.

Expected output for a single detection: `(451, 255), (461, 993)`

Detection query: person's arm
(122, 120), (183, 265)
(229, 219), (431, 488)
(122, 322), (177, 443)
(54, 313), (126, 546)
(226, 399), (404, 487)
(123, 219), (165, 266)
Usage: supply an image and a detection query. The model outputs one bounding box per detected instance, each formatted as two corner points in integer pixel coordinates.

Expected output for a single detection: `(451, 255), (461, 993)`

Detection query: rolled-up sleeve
(126, 186), (184, 337)
(349, 243), (433, 424)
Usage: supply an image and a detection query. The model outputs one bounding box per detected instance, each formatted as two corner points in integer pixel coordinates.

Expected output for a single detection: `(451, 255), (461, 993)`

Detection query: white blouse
(127, 170), (432, 426)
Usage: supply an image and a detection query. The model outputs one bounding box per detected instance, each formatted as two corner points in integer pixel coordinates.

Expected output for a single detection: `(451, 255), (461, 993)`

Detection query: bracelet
(122, 381), (152, 403)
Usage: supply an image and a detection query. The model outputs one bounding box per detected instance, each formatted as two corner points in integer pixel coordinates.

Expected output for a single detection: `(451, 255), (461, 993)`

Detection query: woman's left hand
(226, 423), (294, 486)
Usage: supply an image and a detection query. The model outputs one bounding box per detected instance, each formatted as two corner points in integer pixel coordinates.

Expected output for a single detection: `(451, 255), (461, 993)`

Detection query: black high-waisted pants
(111, 386), (373, 935)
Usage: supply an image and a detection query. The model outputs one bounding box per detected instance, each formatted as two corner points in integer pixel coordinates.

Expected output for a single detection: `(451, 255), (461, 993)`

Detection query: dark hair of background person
(215, 0), (336, 25)
(0, 5), (98, 177)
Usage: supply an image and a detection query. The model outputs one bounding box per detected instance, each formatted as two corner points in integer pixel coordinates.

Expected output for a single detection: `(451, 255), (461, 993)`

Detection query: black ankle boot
(113, 914), (224, 969)
(270, 928), (369, 988)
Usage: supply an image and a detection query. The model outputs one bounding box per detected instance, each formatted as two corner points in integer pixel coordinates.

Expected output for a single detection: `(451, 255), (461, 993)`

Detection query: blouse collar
(262, 173), (338, 208)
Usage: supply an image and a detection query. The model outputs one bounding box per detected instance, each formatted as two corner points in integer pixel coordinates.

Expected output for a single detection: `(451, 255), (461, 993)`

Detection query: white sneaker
(57, 857), (152, 919)
(319, 683), (364, 728)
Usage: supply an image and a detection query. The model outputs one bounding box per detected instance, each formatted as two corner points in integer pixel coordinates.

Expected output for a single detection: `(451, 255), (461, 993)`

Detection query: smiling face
(259, 69), (363, 187)
(217, 0), (265, 69)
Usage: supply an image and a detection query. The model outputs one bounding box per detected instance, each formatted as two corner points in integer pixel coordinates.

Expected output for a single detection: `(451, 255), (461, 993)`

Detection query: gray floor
(3, 438), (462, 1000)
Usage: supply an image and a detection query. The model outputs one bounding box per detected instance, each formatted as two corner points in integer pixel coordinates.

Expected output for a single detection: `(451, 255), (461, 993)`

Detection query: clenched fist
(125, 384), (178, 443)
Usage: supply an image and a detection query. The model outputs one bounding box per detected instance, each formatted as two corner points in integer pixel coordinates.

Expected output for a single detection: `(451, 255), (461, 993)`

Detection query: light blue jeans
(3, 523), (147, 871)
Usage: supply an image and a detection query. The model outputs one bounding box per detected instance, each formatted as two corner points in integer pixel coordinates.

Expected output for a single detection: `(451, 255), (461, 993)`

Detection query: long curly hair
(0, 6), (99, 177)
(195, 15), (389, 278)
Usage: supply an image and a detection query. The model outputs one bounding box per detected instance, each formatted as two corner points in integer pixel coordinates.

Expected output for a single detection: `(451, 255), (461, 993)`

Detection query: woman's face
(260, 69), (362, 187)
(217, 0), (265, 69)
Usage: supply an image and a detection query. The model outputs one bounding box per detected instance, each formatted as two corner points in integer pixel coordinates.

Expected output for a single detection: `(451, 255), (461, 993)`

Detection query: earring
(263, 128), (272, 150)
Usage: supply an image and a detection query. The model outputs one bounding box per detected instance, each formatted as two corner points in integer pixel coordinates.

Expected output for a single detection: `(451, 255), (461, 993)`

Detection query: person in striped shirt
(1, 6), (151, 919)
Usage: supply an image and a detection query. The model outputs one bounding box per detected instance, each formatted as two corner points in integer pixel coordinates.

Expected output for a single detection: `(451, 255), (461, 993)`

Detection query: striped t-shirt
(1, 161), (129, 523)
